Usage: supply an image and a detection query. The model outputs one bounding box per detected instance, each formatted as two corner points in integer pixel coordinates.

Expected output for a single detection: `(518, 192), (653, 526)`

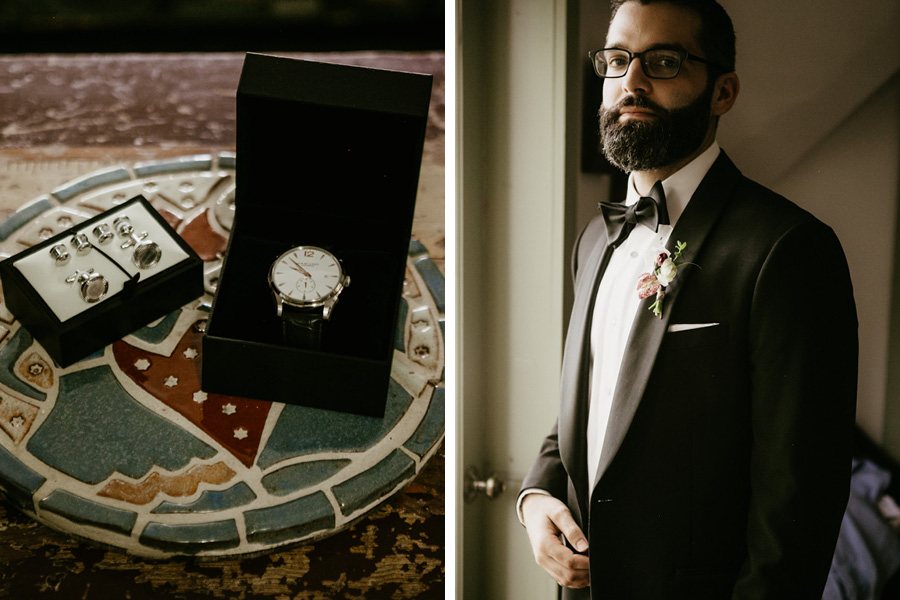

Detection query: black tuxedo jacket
(521, 153), (858, 599)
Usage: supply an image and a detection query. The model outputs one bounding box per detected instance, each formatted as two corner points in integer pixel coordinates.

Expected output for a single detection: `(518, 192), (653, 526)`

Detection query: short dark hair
(610, 0), (736, 72)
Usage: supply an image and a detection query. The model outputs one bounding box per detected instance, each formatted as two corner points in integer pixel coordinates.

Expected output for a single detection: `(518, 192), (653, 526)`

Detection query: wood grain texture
(0, 53), (444, 149)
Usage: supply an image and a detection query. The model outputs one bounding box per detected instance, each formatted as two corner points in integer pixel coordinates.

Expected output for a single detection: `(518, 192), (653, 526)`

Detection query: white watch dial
(271, 246), (344, 305)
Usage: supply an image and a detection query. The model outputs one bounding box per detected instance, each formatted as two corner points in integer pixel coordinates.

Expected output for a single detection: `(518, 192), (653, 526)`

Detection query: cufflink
(65, 268), (109, 303)
(114, 215), (162, 269)
(92, 223), (114, 245)
(49, 244), (70, 265)
(70, 233), (92, 255)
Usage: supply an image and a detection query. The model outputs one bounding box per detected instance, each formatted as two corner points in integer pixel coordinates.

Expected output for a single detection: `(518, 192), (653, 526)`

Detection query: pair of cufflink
(47, 215), (162, 303)
(49, 216), (161, 269)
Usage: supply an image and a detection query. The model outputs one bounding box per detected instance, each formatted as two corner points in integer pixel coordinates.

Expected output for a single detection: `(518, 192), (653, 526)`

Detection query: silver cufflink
(114, 216), (162, 269)
(65, 268), (109, 303)
(92, 223), (114, 245)
(49, 244), (70, 265)
(70, 233), (92, 255)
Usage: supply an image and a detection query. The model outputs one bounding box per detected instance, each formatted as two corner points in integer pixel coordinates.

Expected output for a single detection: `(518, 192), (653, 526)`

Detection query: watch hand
(288, 257), (312, 277)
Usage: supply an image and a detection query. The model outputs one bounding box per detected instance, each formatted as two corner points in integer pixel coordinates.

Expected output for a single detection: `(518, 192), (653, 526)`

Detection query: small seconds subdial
(271, 247), (343, 304)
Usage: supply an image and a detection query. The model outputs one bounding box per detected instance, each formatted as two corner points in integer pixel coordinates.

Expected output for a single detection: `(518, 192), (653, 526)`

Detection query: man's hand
(521, 494), (591, 589)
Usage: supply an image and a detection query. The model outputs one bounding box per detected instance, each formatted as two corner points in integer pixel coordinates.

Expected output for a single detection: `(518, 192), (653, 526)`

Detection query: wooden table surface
(0, 52), (445, 599)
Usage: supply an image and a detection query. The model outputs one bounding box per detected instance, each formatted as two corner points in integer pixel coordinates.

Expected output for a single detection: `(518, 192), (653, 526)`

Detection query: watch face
(270, 246), (345, 307)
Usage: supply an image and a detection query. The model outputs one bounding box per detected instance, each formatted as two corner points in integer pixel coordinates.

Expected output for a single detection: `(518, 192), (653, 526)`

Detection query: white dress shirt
(585, 142), (720, 491)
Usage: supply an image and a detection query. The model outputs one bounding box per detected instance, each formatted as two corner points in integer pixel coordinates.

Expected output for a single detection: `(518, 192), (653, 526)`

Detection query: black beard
(598, 86), (714, 173)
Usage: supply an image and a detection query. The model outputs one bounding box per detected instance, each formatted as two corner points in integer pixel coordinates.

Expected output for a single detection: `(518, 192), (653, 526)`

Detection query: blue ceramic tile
(261, 459), (351, 497)
(130, 309), (183, 345)
(0, 443), (45, 509)
(394, 298), (409, 352)
(0, 158), (444, 557)
(140, 520), (240, 553)
(134, 156), (213, 178)
(413, 256), (445, 314)
(332, 449), (415, 516)
(51, 168), (131, 201)
(403, 386), (445, 458)
(0, 197), (54, 241)
(256, 379), (412, 470)
(0, 328), (47, 402)
(152, 482), (257, 514)
(40, 490), (136, 536)
(408, 239), (428, 256)
(27, 366), (216, 484)
(244, 491), (334, 546)
(217, 153), (236, 170)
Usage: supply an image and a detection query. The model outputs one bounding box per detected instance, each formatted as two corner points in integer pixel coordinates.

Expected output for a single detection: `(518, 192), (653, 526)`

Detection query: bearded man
(517, 1), (858, 598)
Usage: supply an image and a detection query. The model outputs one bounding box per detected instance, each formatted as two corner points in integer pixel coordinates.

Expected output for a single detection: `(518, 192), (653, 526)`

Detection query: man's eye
(606, 55), (629, 67)
(650, 54), (680, 70)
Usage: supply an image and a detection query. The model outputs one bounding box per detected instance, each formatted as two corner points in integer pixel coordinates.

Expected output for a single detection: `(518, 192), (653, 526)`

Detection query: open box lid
(235, 53), (432, 223)
(203, 53), (433, 416)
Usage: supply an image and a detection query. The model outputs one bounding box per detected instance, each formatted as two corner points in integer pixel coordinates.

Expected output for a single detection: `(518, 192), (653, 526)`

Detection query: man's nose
(621, 56), (652, 95)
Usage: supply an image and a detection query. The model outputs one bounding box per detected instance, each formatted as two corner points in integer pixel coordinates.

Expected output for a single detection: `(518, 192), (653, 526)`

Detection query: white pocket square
(667, 322), (720, 332)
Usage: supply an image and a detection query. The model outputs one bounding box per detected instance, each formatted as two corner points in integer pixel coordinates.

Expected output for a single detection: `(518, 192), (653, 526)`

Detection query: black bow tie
(598, 180), (669, 247)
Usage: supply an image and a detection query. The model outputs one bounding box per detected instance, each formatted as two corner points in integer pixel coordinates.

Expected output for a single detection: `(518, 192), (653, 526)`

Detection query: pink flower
(636, 240), (693, 318)
(636, 273), (661, 299)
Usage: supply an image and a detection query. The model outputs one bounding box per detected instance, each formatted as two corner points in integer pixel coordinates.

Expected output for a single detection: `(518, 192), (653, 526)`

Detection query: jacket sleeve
(516, 218), (602, 511)
(733, 220), (858, 598)
(519, 420), (569, 499)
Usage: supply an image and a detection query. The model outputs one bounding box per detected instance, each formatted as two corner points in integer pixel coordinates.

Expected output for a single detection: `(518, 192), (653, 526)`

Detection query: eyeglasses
(588, 47), (728, 79)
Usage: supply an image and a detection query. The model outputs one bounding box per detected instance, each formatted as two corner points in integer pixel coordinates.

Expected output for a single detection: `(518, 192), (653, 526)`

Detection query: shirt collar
(625, 141), (720, 226)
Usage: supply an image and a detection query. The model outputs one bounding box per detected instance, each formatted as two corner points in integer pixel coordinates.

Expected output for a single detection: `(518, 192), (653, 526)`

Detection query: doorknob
(464, 466), (506, 502)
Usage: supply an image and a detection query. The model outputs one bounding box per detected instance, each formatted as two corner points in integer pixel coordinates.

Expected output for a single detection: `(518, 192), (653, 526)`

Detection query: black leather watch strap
(282, 310), (326, 348)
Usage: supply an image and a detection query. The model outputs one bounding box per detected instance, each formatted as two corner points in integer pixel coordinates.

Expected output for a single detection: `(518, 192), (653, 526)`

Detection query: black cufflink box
(201, 53), (432, 417)
(0, 195), (204, 367)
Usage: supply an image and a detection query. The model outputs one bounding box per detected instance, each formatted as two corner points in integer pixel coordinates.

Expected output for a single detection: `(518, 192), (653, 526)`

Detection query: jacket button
(596, 498), (613, 504)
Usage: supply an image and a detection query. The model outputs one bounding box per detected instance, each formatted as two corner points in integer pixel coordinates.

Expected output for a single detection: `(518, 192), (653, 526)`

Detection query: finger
(535, 534), (591, 588)
(521, 496), (591, 588)
(548, 553), (591, 589)
(546, 505), (589, 553)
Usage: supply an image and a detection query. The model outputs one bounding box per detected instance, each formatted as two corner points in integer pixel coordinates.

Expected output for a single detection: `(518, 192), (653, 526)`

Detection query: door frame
(457, 0), (578, 596)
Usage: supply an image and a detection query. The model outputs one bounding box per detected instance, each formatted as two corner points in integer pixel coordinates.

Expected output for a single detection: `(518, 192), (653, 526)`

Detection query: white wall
(774, 75), (900, 446)
(458, 0), (573, 597)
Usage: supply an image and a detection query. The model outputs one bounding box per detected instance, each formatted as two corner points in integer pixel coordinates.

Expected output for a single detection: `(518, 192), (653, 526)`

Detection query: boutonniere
(636, 240), (692, 318)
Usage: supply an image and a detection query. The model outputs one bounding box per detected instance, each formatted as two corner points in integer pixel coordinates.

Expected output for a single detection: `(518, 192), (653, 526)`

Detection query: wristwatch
(268, 245), (350, 348)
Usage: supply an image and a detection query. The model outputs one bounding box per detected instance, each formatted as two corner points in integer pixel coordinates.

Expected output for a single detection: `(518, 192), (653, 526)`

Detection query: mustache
(599, 95), (668, 118)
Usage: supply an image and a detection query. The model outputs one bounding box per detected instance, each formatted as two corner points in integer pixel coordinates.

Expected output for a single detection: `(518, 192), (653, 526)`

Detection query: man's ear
(711, 72), (740, 117)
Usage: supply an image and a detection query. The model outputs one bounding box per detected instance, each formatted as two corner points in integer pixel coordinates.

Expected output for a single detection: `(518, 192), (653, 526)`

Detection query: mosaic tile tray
(0, 153), (444, 557)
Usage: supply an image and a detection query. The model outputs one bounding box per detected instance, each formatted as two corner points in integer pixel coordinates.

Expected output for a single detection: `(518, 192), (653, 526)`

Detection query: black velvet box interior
(0, 195), (204, 367)
(201, 53), (432, 417)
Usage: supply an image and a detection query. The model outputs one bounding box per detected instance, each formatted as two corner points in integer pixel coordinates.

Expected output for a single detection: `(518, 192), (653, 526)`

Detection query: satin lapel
(559, 217), (611, 521)
(592, 153), (742, 486)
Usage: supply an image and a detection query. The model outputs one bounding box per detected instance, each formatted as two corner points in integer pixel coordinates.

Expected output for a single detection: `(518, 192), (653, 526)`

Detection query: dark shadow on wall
(0, 0), (443, 53)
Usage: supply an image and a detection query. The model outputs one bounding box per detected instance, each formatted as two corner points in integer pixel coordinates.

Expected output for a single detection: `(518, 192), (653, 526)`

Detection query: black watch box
(0, 195), (204, 367)
(201, 53), (432, 418)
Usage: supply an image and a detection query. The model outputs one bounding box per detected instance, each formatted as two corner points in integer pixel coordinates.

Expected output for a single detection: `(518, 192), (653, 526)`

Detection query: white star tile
(192, 391), (208, 404)
(134, 358), (151, 371)
(164, 375), (179, 388)
(222, 403), (237, 416)
(233, 427), (248, 440)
